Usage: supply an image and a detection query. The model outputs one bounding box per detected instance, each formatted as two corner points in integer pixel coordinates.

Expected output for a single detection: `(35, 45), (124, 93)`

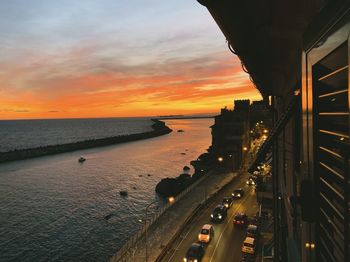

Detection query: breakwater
(0, 119), (172, 163)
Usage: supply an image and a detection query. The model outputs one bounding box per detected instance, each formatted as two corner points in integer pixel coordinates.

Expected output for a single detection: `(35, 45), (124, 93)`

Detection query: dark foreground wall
(0, 119), (172, 163)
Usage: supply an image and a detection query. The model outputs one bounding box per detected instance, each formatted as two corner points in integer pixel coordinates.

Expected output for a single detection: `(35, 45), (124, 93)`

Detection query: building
(208, 99), (270, 171)
(209, 100), (250, 170)
(198, 1), (349, 261)
(250, 100), (272, 129)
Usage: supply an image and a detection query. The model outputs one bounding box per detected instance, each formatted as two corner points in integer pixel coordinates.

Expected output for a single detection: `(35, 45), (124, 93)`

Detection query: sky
(0, 0), (261, 120)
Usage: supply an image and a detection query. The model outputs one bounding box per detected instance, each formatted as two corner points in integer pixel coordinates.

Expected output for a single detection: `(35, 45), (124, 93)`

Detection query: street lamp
(144, 197), (174, 262)
(168, 196), (175, 204)
(218, 156), (223, 162)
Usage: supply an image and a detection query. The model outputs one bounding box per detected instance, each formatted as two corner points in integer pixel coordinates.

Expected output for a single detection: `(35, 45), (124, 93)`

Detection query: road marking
(209, 189), (252, 262)
(166, 213), (202, 262)
(166, 178), (252, 262)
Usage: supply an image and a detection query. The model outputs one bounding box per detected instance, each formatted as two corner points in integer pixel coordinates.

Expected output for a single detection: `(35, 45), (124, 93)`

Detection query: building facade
(209, 100), (250, 170)
(198, 0), (349, 261)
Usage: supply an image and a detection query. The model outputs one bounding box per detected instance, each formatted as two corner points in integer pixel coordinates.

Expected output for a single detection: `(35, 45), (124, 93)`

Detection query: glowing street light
(263, 129), (268, 134)
(243, 146), (248, 151)
(218, 157), (223, 162)
(168, 196), (175, 204)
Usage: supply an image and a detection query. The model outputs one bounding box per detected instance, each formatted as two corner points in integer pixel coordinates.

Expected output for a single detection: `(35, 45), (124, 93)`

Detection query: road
(161, 172), (259, 262)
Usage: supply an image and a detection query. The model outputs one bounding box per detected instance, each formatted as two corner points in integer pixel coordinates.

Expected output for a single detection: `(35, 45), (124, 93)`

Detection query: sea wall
(0, 119), (172, 163)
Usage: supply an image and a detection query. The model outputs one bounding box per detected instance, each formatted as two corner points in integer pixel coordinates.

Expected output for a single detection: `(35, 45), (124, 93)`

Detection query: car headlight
(211, 214), (213, 218)
(246, 181), (249, 184)
(252, 181), (255, 185)
(183, 258), (187, 262)
(224, 204), (228, 207)
(237, 194), (241, 197)
(194, 260), (198, 262)
(218, 214), (222, 219)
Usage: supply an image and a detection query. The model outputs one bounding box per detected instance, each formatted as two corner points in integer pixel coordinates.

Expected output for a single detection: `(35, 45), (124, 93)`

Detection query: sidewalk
(110, 170), (236, 262)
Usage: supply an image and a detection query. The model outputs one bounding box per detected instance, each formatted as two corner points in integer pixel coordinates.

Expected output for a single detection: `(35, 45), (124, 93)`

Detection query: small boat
(104, 213), (112, 220)
(177, 129), (184, 132)
(78, 157), (86, 163)
(119, 190), (128, 196)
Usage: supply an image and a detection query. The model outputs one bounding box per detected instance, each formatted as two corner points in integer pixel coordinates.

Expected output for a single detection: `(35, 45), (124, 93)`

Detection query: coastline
(0, 119), (172, 163)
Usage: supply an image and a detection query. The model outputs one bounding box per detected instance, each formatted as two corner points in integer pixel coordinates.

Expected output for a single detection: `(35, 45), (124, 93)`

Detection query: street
(161, 172), (259, 262)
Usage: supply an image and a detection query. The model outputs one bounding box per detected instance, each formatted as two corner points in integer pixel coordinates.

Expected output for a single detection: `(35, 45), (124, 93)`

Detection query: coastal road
(161, 172), (259, 262)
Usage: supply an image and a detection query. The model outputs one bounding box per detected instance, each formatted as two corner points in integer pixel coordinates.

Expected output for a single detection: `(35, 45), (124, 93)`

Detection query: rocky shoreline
(0, 119), (172, 163)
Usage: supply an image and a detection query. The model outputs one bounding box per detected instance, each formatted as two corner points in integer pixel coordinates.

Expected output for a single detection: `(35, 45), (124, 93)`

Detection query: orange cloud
(0, 51), (261, 119)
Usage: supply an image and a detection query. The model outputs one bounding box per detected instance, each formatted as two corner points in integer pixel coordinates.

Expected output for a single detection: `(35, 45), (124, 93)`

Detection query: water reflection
(0, 118), (213, 262)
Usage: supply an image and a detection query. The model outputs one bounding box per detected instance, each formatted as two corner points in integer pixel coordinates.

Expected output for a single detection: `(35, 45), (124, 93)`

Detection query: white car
(242, 237), (256, 254)
(198, 224), (214, 243)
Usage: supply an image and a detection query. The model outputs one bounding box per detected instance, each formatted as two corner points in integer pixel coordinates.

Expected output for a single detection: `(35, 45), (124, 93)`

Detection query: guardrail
(110, 171), (212, 262)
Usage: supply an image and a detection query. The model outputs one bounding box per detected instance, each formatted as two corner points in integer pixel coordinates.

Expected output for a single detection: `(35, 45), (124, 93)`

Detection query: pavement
(160, 172), (259, 262)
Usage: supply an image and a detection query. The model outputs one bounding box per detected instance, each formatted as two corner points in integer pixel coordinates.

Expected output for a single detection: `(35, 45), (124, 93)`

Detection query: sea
(0, 117), (213, 262)
(0, 118), (154, 152)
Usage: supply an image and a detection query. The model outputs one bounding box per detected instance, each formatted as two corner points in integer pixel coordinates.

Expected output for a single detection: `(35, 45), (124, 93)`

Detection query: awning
(248, 94), (300, 173)
(197, 0), (327, 98)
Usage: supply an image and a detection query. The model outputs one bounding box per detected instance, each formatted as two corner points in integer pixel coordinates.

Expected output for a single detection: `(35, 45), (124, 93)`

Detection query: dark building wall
(210, 101), (251, 170)
(198, 1), (349, 261)
(273, 11), (350, 262)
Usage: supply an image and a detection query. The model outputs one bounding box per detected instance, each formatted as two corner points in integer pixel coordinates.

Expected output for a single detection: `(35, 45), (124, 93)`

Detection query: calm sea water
(0, 118), (153, 152)
(0, 118), (213, 262)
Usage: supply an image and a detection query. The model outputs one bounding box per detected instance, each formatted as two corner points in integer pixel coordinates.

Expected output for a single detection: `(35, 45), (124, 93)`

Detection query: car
(183, 243), (205, 262)
(246, 176), (256, 186)
(198, 224), (214, 243)
(246, 224), (260, 239)
(222, 196), (233, 209)
(210, 205), (227, 222)
(233, 213), (248, 226)
(242, 237), (256, 255)
(232, 188), (244, 199)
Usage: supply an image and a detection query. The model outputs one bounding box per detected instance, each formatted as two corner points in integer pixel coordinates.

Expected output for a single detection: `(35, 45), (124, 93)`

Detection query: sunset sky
(0, 0), (261, 120)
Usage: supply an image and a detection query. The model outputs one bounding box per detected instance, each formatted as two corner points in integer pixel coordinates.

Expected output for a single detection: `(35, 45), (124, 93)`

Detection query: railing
(110, 171), (212, 262)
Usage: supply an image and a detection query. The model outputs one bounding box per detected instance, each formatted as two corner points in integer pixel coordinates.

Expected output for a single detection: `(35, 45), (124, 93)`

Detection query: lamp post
(144, 197), (175, 262)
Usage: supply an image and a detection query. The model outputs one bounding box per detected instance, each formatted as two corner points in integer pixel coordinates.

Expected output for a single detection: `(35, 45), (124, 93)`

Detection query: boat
(78, 157), (86, 163)
(177, 129), (184, 132)
(119, 190), (128, 196)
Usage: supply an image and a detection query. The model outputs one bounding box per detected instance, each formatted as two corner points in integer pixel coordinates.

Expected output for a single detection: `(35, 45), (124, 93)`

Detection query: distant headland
(156, 115), (214, 120)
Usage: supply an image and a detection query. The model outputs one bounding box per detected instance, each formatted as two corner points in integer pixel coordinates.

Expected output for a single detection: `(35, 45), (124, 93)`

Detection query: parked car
(233, 213), (248, 226)
(232, 188), (244, 199)
(222, 196), (233, 209)
(210, 205), (227, 222)
(246, 224), (259, 239)
(241, 253), (256, 262)
(242, 237), (256, 255)
(198, 224), (214, 243)
(184, 243), (205, 262)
